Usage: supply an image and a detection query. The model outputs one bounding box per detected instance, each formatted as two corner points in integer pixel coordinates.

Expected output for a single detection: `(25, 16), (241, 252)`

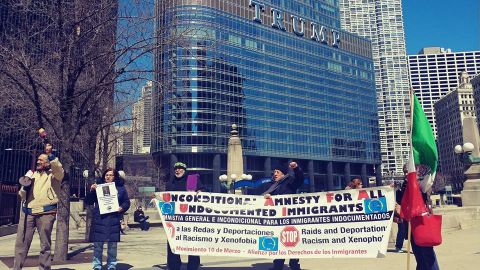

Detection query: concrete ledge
(128, 222), (163, 229)
(433, 206), (480, 230)
(0, 224), (17, 237)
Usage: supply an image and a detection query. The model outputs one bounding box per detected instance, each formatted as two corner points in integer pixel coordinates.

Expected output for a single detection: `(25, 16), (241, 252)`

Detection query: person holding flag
(400, 93), (440, 270)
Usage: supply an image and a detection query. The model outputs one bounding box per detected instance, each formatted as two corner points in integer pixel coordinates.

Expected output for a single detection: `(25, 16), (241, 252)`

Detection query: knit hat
(174, 162), (187, 170)
(273, 164), (288, 175)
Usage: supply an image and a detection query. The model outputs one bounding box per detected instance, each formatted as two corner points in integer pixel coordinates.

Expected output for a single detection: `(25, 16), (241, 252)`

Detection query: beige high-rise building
(472, 74), (480, 132)
(409, 47), (480, 138)
(339, 0), (410, 175)
(132, 81), (153, 154)
(435, 72), (476, 191)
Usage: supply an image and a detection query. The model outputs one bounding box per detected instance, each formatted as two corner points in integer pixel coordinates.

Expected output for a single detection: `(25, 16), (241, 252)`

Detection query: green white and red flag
(400, 93), (438, 221)
(411, 93), (438, 193)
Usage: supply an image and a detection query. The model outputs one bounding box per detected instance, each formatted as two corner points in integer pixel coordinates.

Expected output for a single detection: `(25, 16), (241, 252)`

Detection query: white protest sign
(155, 186), (394, 259)
(96, 182), (119, 215)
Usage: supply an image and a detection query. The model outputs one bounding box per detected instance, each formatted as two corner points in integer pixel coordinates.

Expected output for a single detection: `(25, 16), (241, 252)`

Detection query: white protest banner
(96, 182), (119, 215)
(155, 186), (394, 259)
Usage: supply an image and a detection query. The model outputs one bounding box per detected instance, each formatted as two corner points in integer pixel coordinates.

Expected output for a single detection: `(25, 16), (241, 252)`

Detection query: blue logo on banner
(259, 236), (278, 251)
(159, 202), (175, 215)
(364, 197), (387, 214)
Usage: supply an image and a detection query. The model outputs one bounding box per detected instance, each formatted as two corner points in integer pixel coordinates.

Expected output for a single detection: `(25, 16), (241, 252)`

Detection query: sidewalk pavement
(0, 223), (478, 270)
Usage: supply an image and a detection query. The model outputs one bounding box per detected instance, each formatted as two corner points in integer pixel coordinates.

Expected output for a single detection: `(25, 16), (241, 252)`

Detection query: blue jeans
(93, 242), (118, 269)
(395, 222), (407, 249)
(411, 236), (440, 270)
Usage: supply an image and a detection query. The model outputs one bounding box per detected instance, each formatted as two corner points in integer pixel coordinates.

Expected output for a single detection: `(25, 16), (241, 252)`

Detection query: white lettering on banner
(155, 187), (395, 259)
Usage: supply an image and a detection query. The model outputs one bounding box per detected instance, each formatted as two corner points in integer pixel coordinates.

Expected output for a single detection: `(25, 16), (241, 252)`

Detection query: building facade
(339, 0), (410, 176)
(133, 81), (153, 154)
(409, 47), (480, 138)
(473, 75), (480, 132)
(435, 72), (475, 191)
(153, 0), (381, 192)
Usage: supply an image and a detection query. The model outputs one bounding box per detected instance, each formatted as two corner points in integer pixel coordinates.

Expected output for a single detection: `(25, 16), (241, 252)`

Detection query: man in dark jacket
(134, 206), (149, 231)
(259, 162), (304, 270)
(165, 162), (201, 270)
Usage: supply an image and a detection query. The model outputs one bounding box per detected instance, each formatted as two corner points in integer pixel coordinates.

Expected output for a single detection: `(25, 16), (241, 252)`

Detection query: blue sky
(403, 0), (479, 54)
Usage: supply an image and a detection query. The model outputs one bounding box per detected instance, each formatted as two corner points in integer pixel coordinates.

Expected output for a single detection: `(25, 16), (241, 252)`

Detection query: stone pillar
(361, 163), (367, 187)
(227, 124), (243, 187)
(264, 157), (271, 177)
(327, 161), (333, 191)
(212, 154), (221, 193)
(461, 117), (480, 206)
(308, 160), (315, 192)
(375, 164), (383, 187)
(344, 162), (351, 188)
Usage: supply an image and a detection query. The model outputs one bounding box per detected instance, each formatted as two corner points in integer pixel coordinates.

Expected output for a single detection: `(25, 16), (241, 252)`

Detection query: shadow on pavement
(150, 262), (273, 270)
(116, 262), (135, 269)
(202, 262), (272, 270)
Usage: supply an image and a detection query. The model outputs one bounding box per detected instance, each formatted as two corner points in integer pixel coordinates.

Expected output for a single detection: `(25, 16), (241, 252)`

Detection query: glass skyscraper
(153, 0), (381, 192)
(339, 0), (410, 176)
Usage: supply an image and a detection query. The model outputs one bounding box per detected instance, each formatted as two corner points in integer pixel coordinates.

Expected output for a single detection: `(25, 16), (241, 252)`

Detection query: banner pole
(406, 222), (412, 270)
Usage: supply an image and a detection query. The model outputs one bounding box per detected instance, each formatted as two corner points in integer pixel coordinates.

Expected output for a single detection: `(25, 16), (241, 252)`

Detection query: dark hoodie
(85, 177), (130, 242)
(257, 167), (304, 195)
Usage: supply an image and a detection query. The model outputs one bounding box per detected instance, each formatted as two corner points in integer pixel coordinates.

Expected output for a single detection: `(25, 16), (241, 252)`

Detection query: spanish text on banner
(155, 187), (394, 259)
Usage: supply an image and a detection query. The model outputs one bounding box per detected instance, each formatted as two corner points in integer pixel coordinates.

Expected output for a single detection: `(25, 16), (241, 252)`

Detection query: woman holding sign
(85, 168), (131, 270)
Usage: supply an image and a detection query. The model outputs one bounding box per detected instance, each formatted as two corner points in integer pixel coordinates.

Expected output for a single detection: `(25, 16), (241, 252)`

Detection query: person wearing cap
(165, 162), (202, 270)
(257, 161), (304, 270)
(13, 143), (64, 270)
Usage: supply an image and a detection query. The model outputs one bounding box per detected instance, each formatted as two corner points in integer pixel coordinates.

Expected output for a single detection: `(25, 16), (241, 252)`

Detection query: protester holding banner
(85, 168), (130, 270)
(259, 161), (304, 270)
(165, 162), (202, 270)
(13, 143), (64, 270)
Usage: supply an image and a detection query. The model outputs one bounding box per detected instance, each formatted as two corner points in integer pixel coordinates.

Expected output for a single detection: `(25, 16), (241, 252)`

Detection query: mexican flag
(400, 150), (427, 221)
(411, 93), (438, 193)
(400, 93), (438, 220)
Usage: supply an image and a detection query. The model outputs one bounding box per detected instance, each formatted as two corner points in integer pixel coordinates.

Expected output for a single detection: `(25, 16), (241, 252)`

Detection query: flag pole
(407, 222), (412, 270)
(406, 88), (415, 270)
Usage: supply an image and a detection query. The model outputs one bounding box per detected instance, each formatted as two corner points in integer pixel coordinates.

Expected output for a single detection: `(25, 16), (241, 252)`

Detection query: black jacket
(166, 173), (203, 192)
(85, 178), (130, 242)
(134, 209), (145, 222)
(257, 167), (304, 195)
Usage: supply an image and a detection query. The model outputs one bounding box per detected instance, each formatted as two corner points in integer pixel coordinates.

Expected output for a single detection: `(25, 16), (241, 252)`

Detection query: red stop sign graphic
(280, 226), (300, 247)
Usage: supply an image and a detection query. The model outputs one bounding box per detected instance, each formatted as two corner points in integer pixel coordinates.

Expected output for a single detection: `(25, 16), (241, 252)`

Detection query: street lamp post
(218, 173), (252, 194)
(218, 124), (254, 194)
(454, 142), (480, 206)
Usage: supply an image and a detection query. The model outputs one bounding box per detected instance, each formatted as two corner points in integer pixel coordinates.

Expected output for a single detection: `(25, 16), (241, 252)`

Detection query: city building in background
(339, 0), (410, 176)
(409, 47), (480, 138)
(153, 0), (381, 192)
(473, 74), (480, 132)
(133, 81), (153, 154)
(435, 72), (475, 191)
(112, 126), (134, 156)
